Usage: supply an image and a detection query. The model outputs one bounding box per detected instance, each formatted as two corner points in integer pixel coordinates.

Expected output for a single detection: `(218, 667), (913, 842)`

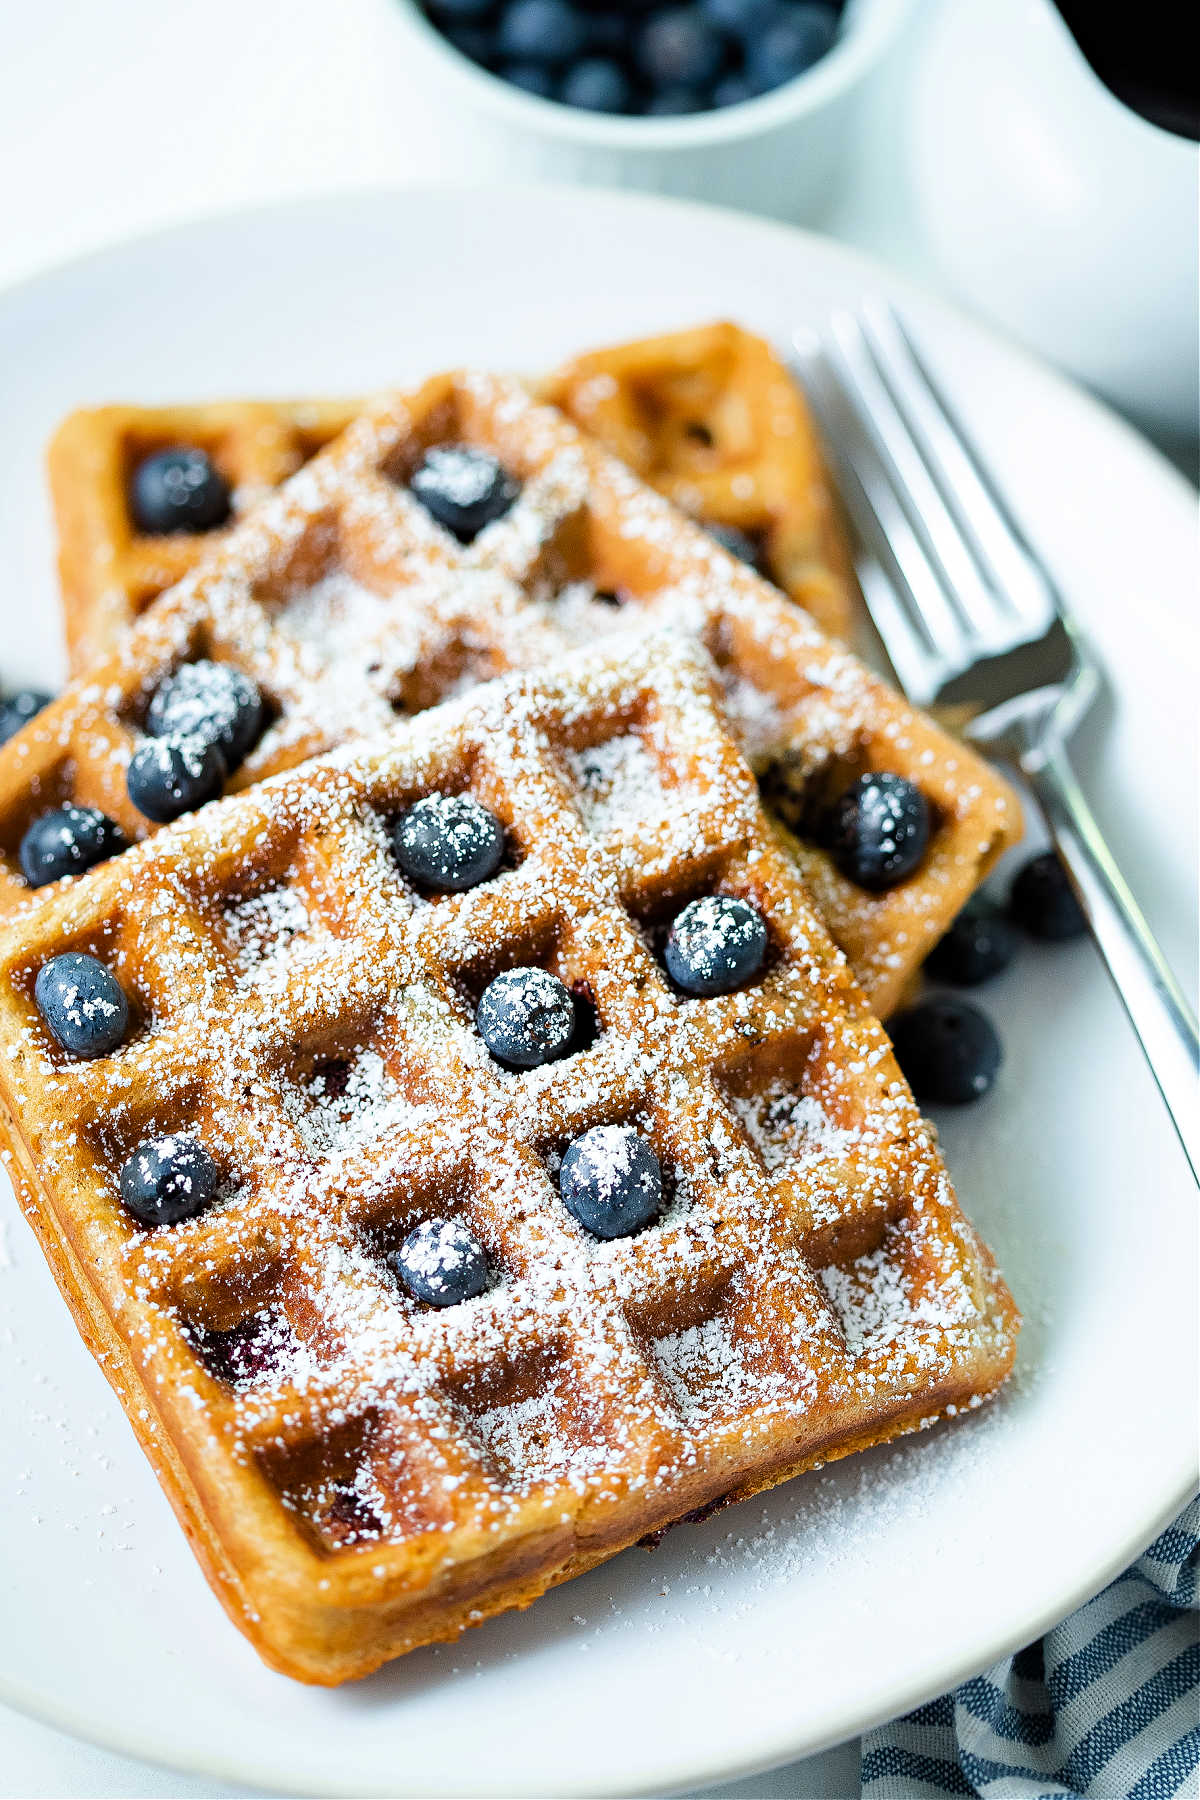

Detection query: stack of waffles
(0, 327), (1021, 1684)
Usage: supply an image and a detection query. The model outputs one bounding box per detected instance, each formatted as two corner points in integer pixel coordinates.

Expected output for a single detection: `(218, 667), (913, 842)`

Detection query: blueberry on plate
(0, 688), (52, 746)
(391, 792), (506, 892)
(130, 448), (231, 535)
(1009, 851), (1087, 941)
(146, 660), (265, 769)
(118, 1134), (219, 1227)
(924, 896), (1018, 987)
(396, 1217), (489, 1306)
(746, 1), (838, 93)
(126, 734), (226, 823)
(409, 445), (520, 541)
(476, 966), (576, 1069)
(497, 0), (587, 65)
(706, 521), (765, 571)
(829, 772), (930, 890)
(561, 56), (633, 111)
(559, 1124), (663, 1240)
(19, 805), (127, 888)
(638, 7), (726, 87)
(664, 894), (768, 997)
(34, 951), (129, 1059)
(889, 997), (1002, 1105)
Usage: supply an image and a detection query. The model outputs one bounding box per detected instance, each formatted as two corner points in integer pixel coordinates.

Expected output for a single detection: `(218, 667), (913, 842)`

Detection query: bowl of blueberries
(392, 0), (912, 220)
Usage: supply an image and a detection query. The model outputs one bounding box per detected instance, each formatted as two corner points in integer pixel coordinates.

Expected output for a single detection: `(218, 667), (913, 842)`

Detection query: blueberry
(410, 445), (519, 541)
(502, 59), (557, 94)
(395, 1217), (489, 1307)
(497, 0), (587, 64)
(445, 23), (496, 63)
(196, 1312), (289, 1386)
(706, 521), (765, 570)
(581, 9), (628, 55)
(925, 897), (1018, 987)
(146, 660), (265, 770)
(34, 952), (129, 1059)
(890, 998), (1002, 1105)
(561, 56), (633, 110)
(126, 734), (226, 823)
(829, 773), (930, 890)
(559, 1123), (663, 1240)
(427, 0), (495, 19)
(1009, 851), (1087, 942)
(0, 689), (52, 746)
(428, 0), (495, 18)
(476, 966), (576, 1068)
(130, 448), (231, 535)
(638, 8), (726, 86)
(664, 894), (768, 996)
(19, 806), (127, 888)
(701, 0), (781, 37)
(747, 1), (837, 92)
(391, 792), (505, 892)
(644, 85), (706, 113)
(713, 73), (757, 105)
(118, 1134), (218, 1227)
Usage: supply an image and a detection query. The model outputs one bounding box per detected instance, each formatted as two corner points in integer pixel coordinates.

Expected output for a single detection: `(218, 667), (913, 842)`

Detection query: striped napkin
(861, 1498), (1199, 1798)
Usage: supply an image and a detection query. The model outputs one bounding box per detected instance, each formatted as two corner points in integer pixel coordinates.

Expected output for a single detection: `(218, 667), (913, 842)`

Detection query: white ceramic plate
(0, 188), (1195, 1799)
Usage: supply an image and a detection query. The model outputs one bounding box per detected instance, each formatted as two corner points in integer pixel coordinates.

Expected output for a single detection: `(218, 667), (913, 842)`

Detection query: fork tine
(859, 303), (1057, 639)
(794, 328), (971, 703)
(826, 311), (1016, 653)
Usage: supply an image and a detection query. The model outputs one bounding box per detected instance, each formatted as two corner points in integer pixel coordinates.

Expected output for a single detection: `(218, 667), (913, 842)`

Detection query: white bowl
(389, 0), (915, 221)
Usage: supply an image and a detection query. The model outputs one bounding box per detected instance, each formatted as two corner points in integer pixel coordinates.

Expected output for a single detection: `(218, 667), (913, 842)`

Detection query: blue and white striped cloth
(861, 1498), (1199, 1799)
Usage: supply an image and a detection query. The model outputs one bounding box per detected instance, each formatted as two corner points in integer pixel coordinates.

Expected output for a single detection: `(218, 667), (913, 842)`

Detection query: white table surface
(0, 5), (1185, 1796)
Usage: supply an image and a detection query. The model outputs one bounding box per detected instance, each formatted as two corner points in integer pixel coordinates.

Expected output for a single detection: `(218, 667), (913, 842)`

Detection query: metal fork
(793, 303), (1199, 1183)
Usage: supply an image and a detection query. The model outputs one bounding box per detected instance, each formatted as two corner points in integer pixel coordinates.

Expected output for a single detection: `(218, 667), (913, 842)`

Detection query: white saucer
(0, 186), (1194, 1798)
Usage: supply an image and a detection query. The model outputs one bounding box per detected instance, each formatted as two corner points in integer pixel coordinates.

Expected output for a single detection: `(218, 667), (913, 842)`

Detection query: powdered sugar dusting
(570, 735), (665, 835)
(224, 885), (325, 981)
(821, 1240), (974, 1362)
(289, 1049), (430, 1163)
(732, 1082), (858, 1175)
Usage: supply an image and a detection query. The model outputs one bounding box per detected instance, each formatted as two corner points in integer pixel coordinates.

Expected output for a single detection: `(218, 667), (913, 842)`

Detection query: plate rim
(0, 179), (1195, 1799)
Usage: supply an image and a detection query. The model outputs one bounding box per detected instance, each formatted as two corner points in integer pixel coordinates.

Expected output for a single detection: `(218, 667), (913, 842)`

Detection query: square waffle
(3, 369), (1019, 1015)
(540, 321), (856, 638)
(48, 397), (360, 671)
(49, 324), (852, 674)
(0, 633), (1018, 1684)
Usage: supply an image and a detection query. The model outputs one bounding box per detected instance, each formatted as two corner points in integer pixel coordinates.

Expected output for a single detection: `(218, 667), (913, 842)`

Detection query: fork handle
(1024, 737), (1200, 1184)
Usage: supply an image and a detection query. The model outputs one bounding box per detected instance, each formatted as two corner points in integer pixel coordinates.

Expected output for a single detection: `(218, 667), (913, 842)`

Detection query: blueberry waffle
(48, 397), (359, 672)
(541, 321), (856, 637)
(49, 325), (852, 672)
(0, 634), (1018, 1683)
(4, 368), (1018, 1014)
